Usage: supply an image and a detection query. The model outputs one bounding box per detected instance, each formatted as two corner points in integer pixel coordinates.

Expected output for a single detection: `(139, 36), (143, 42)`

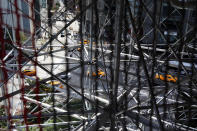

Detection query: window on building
(42, 0), (47, 8)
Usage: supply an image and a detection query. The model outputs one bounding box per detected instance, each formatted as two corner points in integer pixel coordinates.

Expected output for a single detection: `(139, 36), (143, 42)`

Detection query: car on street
(22, 69), (36, 76)
(87, 69), (105, 77)
(47, 80), (63, 89)
(59, 73), (71, 80)
(155, 73), (177, 83)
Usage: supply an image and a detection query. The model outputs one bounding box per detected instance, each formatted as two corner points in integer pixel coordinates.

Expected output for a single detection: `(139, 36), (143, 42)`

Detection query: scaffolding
(0, 0), (197, 130)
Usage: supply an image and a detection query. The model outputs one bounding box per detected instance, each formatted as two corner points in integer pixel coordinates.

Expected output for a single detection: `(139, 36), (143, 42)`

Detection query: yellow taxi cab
(98, 69), (105, 77)
(22, 69), (36, 76)
(47, 80), (63, 89)
(79, 39), (90, 45)
(155, 73), (177, 83)
(87, 69), (105, 77)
